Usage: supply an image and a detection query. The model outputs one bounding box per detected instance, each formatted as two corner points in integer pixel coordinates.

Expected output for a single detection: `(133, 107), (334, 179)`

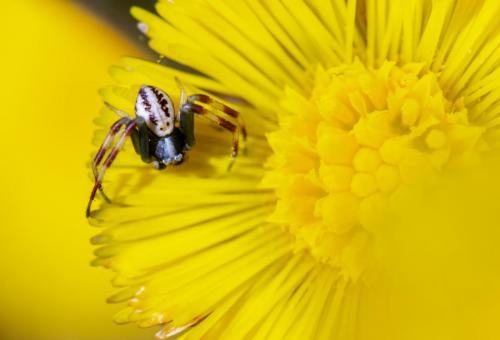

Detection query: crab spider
(86, 81), (246, 217)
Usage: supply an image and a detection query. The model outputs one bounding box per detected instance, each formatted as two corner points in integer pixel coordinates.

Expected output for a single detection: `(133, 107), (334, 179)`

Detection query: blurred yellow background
(0, 1), (148, 339)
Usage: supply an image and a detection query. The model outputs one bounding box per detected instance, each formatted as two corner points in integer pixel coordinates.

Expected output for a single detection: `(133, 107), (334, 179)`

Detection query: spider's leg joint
(87, 120), (137, 217)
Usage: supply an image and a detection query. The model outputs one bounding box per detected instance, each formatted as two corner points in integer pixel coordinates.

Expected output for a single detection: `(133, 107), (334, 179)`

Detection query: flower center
(262, 61), (485, 280)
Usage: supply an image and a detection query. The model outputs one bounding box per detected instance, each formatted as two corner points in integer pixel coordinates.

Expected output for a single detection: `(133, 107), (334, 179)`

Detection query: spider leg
(175, 78), (196, 149)
(175, 77), (187, 107)
(130, 117), (166, 169)
(130, 117), (153, 163)
(86, 120), (138, 217)
(181, 101), (241, 170)
(188, 94), (247, 140)
(179, 102), (195, 149)
(104, 101), (130, 118)
(92, 117), (132, 202)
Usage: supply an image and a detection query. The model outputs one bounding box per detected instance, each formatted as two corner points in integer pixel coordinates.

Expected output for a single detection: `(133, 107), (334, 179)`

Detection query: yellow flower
(91, 0), (500, 339)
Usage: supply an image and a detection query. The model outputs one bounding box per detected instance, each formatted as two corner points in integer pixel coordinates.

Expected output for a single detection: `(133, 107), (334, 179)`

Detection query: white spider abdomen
(135, 85), (175, 137)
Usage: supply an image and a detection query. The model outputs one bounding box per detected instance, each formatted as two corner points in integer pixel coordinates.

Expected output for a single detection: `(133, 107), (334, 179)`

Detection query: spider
(86, 81), (246, 217)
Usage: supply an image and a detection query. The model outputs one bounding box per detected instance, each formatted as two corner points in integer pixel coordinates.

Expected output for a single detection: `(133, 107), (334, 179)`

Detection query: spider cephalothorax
(86, 82), (246, 217)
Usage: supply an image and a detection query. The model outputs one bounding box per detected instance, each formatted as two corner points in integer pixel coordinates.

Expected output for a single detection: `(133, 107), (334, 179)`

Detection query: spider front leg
(179, 101), (195, 150)
(130, 116), (158, 165)
(130, 117), (169, 170)
(181, 97), (243, 170)
(92, 117), (132, 202)
(86, 120), (138, 217)
(188, 94), (247, 140)
(175, 77), (195, 150)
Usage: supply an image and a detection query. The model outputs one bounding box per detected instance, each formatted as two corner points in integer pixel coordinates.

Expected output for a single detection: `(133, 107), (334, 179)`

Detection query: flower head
(91, 0), (500, 338)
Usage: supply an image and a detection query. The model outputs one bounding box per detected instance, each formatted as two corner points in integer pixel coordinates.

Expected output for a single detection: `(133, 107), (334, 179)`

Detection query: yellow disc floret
(262, 61), (485, 279)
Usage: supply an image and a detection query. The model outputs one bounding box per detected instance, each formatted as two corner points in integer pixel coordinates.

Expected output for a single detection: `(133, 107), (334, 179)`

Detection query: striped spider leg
(87, 118), (138, 217)
(91, 114), (131, 203)
(180, 94), (247, 170)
